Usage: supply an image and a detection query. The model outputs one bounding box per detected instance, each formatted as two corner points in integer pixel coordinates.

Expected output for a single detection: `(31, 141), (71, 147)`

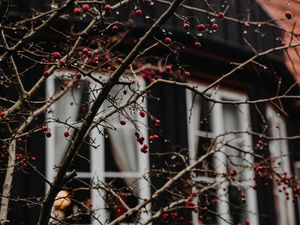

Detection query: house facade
(1, 1), (300, 225)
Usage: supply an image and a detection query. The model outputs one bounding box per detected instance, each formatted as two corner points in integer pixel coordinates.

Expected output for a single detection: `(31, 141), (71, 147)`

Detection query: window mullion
(90, 81), (108, 225)
(213, 96), (231, 225)
(240, 104), (259, 225)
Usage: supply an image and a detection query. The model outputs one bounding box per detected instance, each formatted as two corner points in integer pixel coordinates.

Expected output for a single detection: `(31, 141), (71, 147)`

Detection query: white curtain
(107, 127), (138, 173)
(104, 85), (139, 186)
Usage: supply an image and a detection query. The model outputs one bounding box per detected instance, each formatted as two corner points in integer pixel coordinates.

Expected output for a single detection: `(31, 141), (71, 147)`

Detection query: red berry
(194, 41), (201, 48)
(43, 71), (50, 77)
(164, 37), (172, 44)
(60, 59), (66, 66)
(211, 23), (219, 31)
(82, 48), (89, 54)
(183, 22), (190, 30)
(112, 25), (119, 32)
(196, 23), (206, 31)
(75, 73), (82, 79)
(184, 71), (190, 78)
(140, 147), (148, 153)
(285, 11), (292, 20)
(104, 4), (112, 16)
(82, 4), (89, 11)
(155, 119), (161, 126)
(166, 64), (172, 72)
(45, 131), (52, 138)
(218, 12), (224, 19)
(31, 156), (36, 161)
(139, 111), (145, 117)
(0, 111), (5, 118)
(162, 213), (169, 220)
(134, 9), (142, 16)
(137, 136), (145, 144)
(171, 212), (177, 217)
(149, 135), (155, 141)
(64, 131), (69, 137)
(73, 7), (82, 16)
(52, 52), (61, 59)
(120, 120), (126, 125)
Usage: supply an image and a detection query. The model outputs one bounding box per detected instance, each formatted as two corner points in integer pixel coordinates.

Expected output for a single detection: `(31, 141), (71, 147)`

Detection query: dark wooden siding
(147, 81), (190, 225)
(5, 1), (283, 57)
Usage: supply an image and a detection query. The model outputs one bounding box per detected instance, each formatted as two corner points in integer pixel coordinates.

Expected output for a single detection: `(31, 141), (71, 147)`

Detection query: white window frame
(186, 84), (259, 225)
(266, 106), (296, 225)
(46, 70), (151, 225)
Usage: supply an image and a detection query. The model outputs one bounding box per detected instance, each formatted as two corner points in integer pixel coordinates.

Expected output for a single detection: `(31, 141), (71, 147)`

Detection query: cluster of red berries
(149, 134), (158, 141)
(73, 4), (90, 16)
(42, 125), (70, 138)
(136, 133), (145, 145)
(140, 144), (148, 153)
(236, 220), (250, 225)
(134, 132), (148, 153)
(141, 69), (155, 83)
(41, 126), (52, 138)
(161, 212), (188, 223)
(82, 48), (93, 57)
(196, 23), (218, 31)
(184, 200), (195, 208)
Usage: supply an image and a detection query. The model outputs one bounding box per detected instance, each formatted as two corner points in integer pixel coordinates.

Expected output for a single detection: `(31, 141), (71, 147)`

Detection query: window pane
(194, 137), (215, 177)
(192, 95), (213, 133)
(68, 130), (90, 172)
(52, 128), (90, 173)
(222, 103), (246, 179)
(228, 185), (246, 225)
(54, 79), (89, 123)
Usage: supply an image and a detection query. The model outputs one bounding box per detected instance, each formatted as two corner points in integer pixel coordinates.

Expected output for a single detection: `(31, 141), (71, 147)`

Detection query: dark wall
(147, 81), (190, 225)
